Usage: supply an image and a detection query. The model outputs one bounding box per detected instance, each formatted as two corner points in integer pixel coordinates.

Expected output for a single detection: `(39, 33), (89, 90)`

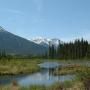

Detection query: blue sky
(0, 0), (90, 41)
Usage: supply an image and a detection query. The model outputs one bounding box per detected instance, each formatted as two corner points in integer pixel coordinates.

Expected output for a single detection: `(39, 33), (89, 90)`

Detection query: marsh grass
(0, 59), (90, 90)
(0, 59), (42, 75)
(54, 65), (90, 75)
(76, 72), (90, 90)
(24, 81), (84, 90)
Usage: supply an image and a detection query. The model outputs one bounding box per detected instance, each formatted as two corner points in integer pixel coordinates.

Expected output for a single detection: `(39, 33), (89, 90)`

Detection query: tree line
(0, 51), (13, 60)
(0, 38), (90, 60)
(48, 38), (90, 59)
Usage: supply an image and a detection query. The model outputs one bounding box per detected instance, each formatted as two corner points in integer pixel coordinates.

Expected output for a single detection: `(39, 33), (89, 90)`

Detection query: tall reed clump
(76, 71), (90, 90)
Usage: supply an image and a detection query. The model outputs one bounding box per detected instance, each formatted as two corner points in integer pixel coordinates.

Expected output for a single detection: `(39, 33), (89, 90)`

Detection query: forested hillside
(49, 38), (90, 59)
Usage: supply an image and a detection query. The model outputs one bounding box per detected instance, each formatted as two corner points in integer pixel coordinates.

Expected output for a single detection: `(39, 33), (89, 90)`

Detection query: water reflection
(18, 70), (74, 86)
(0, 62), (74, 86)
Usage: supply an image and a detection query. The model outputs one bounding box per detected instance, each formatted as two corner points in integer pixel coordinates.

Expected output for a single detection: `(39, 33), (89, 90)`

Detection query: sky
(0, 0), (90, 42)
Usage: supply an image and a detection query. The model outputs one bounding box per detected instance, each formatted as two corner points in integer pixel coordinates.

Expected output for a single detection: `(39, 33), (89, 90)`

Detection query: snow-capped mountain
(31, 37), (63, 48)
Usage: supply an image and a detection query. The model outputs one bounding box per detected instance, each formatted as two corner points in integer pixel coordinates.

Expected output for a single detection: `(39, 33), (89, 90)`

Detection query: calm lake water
(0, 61), (75, 86)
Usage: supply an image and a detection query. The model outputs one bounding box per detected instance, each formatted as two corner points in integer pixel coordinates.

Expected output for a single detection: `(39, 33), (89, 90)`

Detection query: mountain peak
(31, 37), (63, 48)
(32, 37), (49, 45)
(0, 26), (6, 32)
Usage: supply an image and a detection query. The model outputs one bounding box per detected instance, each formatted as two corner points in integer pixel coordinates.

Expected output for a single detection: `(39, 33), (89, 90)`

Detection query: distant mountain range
(31, 37), (63, 48)
(0, 26), (47, 55)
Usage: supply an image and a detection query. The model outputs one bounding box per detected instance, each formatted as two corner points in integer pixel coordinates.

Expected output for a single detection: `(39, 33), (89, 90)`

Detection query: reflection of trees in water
(39, 62), (60, 79)
(47, 68), (59, 81)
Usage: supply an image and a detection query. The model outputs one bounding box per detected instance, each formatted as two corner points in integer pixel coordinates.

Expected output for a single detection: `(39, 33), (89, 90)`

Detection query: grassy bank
(54, 65), (90, 75)
(0, 80), (84, 90)
(0, 59), (42, 75)
(0, 59), (90, 75)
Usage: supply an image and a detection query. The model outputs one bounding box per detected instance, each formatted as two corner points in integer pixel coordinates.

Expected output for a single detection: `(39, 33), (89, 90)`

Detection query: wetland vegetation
(0, 39), (90, 90)
(0, 59), (90, 90)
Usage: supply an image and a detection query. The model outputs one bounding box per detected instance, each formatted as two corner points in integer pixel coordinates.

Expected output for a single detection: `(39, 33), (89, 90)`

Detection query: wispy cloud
(6, 9), (22, 14)
(31, 0), (44, 24)
(0, 8), (22, 14)
(61, 30), (90, 42)
(83, 32), (90, 41)
(32, 17), (45, 23)
(32, 0), (43, 12)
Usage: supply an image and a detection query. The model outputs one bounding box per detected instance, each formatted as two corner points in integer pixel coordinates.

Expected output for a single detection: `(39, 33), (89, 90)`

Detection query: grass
(0, 59), (43, 75)
(0, 59), (90, 90)
(76, 71), (90, 90)
(54, 64), (90, 75)
(0, 80), (84, 90)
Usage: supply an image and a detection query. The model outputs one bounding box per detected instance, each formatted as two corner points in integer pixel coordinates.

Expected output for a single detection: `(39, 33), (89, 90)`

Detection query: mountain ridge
(0, 27), (47, 55)
(31, 37), (63, 48)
